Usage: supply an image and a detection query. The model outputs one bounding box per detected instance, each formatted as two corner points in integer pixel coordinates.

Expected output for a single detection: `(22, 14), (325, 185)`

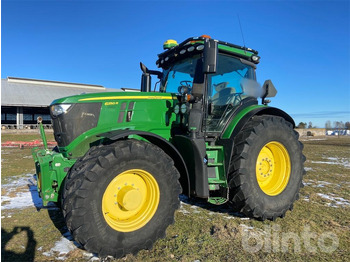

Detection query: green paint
(218, 44), (254, 59)
(206, 145), (228, 202)
(38, 121), (48, 150)
(222, 105), (266, 139)
(52, 92), (176, 106)
(56, 93), (179, 158)
(33, 92), (180, 206)
(207, 197), (227, 205)
(32, 148), (76, 205)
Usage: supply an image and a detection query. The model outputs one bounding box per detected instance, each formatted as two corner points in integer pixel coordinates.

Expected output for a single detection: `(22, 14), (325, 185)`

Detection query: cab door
(203, 54), (257, 135)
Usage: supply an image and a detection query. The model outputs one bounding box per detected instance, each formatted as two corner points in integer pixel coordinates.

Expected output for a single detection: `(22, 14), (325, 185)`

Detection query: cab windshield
(160, 56), (200, 93)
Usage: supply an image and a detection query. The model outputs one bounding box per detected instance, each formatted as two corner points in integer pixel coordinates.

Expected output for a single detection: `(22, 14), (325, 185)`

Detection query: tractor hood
(50, 91), (177, 105)
(49, 91), (178, 158)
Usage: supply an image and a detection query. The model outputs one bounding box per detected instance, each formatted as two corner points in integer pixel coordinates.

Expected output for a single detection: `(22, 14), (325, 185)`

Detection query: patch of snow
(304, 167), (313, 171)
(317, 193), (350, 207)
(327, 157), (338, 161)
(239, 224), (268, 237)
(309, 157), (350, 168)
(223, 216), (236, 220)
(1, 174), (58, 210)
(2, 174), (35, 189)
(303, 182), (313, 186)
(303, 180), (335, 188)
(178, 209), (190, 215)
(2, 192), (38, 210)
(240, 224), (254, 231)
(315, 181), (332, 188)
(51, 237), (76, 255)
(83, 252), (100, 261)
(42, 236), (84, 260)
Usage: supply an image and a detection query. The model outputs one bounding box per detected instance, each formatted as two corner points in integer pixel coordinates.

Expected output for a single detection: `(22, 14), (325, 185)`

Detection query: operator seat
(208, 82), (237, 131)
(211, 82), (236, 106)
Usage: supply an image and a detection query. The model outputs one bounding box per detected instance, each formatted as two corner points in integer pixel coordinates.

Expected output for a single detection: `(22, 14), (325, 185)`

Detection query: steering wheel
(180, 80), (192, 87)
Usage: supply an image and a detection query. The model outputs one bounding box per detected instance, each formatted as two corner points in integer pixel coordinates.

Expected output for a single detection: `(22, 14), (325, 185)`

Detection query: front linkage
(32, 117), (75, 206)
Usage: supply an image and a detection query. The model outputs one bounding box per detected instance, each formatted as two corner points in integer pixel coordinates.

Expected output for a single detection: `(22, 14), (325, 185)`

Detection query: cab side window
(205, 55), (255, 132)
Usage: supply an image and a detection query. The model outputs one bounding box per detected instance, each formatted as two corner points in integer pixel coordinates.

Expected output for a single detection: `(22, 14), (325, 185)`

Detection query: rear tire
(62, 139), (181, 258)
(228, 115), (305, 220)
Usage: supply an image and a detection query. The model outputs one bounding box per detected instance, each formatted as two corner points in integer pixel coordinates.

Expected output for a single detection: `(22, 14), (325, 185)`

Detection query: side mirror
(261, 80), (277, 105)
(203, 38), (217, 74)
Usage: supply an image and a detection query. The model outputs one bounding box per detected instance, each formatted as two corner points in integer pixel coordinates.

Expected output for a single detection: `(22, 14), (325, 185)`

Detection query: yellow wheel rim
(256, 141), (291, 196)
(102, 169), (160, 232)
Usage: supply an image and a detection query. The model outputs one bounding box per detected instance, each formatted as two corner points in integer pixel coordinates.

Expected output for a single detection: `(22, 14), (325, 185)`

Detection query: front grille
(51, 103), (102, 147)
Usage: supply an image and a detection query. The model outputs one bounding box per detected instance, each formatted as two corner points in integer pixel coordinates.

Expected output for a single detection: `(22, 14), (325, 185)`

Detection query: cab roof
(156, 36), (260, 69)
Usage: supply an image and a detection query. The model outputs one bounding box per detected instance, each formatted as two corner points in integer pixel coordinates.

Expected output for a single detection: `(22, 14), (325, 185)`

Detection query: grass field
(1, 133), (349, 261)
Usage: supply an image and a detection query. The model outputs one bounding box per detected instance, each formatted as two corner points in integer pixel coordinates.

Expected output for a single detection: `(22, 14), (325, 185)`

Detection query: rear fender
(219, 107), (295, 176)
(230, 107), (295, 138)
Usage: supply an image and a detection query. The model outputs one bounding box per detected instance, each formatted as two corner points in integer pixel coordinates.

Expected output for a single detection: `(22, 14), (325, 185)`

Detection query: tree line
(296, 121), (350, 129)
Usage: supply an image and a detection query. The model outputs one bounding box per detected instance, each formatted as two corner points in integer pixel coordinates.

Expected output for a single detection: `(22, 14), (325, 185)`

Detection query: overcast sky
(2, 0), (349, 127)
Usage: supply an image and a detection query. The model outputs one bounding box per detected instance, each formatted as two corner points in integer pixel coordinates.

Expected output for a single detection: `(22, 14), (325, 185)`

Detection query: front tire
(229, 115), (305, 220)
(62, 140), (182, 258)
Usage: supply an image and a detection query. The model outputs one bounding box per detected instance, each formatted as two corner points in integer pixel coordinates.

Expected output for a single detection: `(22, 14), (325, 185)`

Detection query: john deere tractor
(32, 36), (305, 258)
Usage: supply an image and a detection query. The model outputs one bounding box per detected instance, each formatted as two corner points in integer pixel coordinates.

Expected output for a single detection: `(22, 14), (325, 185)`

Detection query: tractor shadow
(179, 194), (248, 219)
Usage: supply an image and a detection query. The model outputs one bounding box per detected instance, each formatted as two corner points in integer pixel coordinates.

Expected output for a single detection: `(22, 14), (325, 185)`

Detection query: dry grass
(1, 134), (349, 261)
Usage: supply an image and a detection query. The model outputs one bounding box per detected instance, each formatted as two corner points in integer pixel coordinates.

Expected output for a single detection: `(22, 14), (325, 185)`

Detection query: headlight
(187, 46), (195, 52)
(196, 45), (204, 51)
(174, 104), (180, 114)
(180, 104), (188, 114)
(251, 55), (260, 62)
(51, 104), (72, 117)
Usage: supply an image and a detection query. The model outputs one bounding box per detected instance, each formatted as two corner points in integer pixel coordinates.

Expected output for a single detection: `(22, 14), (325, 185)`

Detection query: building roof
(1, 77), (121, 107)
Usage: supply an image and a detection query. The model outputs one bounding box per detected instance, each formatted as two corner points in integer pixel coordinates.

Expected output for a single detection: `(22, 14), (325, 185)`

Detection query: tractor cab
(150, 36), (268, 138)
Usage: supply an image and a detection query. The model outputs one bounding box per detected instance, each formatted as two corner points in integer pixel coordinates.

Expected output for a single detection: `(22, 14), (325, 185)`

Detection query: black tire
(61, 139), (182, 258)
(228, 115), (305, 220)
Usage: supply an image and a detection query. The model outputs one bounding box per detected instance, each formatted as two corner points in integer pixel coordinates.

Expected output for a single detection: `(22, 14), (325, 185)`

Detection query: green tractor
(32, 35), (305, 258)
